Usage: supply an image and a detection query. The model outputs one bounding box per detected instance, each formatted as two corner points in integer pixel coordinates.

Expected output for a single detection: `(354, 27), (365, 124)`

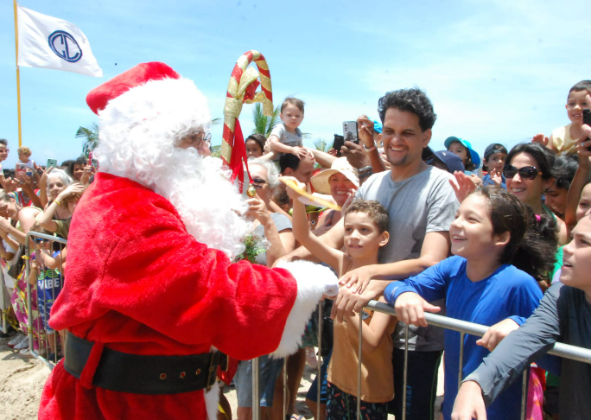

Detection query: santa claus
(39, 62), (338, 420)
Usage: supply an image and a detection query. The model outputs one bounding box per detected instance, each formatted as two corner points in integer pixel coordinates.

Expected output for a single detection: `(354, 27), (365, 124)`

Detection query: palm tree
(76, 123), (99, 157)
(314, 138), (333, 152)
(252, 103), (280, 137)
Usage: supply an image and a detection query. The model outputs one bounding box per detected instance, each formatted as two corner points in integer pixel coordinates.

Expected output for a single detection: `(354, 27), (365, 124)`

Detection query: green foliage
(235, 232), (267, 263)
(313, 138), (333, 152)
(252, 103), (280, 137)
(211, 144), (222, 158)
(76, 123), (100, 157)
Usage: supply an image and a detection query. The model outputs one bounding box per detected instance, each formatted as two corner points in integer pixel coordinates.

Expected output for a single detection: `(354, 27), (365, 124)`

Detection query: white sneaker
(19, 348), (33, 357)
(14, 336), (29, 350)
(7, 333), (24, 347)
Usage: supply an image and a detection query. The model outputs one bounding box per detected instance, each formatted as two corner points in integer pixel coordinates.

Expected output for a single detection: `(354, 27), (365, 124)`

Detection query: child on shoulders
(267, 97), (308, 160)
(539, 80), (591, 155)
(17, 146), (38, 171)
(286, 179), (397, 420)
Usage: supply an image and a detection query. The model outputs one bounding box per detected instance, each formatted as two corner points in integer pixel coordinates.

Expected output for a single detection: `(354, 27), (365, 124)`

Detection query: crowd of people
(0, 143), (92, 359)
(1, 75), (591, 420)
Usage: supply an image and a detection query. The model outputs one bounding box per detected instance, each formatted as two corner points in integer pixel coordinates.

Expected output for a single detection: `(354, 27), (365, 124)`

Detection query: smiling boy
(544, 80), (591, 155)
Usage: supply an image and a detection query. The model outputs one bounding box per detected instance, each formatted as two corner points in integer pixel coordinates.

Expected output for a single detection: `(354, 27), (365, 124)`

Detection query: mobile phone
(46, 159), (58, 169)
(333, 134), (344, 156)
(26, 170), (33, 177)
(16, 163), (27, 173)
(583, 109), (591, 151)
(343, 121), (359, 144)
(87, 151), (98, 169)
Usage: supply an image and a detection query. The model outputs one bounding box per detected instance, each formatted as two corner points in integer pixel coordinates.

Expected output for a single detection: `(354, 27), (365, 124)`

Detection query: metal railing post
(402, 324), (409, 420)
(520, 369), (528, 420)
(282, 358), (287, 420)
(357, 312), (362, 419)
(317, 303), (323, 420)
(0, 268), (6, 334)
(458, 332), (465, 386)
(252, 357), (260, 420)
(25, 235), (33, 353)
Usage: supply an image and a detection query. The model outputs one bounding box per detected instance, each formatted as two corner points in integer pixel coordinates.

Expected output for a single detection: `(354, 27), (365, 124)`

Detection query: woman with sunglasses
(234, 157), (296, 420)
(503, 143), (567, 246)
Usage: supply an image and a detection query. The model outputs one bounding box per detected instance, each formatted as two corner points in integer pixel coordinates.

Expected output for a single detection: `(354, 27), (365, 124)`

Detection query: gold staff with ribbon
(221, 51), (273, 192)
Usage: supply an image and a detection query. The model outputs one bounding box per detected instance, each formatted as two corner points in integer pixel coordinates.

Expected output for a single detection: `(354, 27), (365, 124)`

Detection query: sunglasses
(503, 165), (542, 181)
(251, 178), (267, 188)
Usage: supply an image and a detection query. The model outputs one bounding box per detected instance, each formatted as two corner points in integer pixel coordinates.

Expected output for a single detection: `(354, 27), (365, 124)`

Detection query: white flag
(17, 5), (103, 77)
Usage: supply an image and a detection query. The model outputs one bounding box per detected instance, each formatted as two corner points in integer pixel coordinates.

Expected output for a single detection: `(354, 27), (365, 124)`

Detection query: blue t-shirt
(482, 173), (506, 189)
(385, 256), (543, 420)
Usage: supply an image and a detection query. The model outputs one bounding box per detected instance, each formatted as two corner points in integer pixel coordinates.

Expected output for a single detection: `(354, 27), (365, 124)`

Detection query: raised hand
(450, 171), (477, 203)
(532, 133), (549, 147)
(356, 115), (375, 148)
(282, 176), (306, 201)
(489, 168), (503, 187)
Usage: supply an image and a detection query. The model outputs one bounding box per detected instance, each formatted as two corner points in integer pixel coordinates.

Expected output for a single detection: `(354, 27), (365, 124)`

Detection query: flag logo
(48, 30), (82, 63)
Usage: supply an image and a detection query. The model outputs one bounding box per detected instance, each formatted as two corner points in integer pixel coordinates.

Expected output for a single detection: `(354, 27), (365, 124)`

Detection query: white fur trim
(272, 261), (338, 358)
(204, 380), (219, 420)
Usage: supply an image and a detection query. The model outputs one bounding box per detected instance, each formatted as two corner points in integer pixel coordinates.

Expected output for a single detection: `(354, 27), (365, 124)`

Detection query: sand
(0, 336), (51, 420)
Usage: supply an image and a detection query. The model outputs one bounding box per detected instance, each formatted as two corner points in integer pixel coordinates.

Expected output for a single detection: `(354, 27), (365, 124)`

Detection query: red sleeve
(50, 177), (298, 360)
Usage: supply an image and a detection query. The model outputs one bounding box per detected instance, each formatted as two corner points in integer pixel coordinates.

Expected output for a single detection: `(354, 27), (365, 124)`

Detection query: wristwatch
(363, 143), (376, 152)
(358, 166), (373, 178)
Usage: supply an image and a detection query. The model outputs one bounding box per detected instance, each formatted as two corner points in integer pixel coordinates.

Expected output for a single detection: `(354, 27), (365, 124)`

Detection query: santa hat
(85, 63), (211, 157)
(86, 62), (180, 115)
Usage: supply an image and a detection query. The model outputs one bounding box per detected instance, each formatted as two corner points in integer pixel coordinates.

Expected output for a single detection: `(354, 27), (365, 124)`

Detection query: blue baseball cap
(444, 136), (481, 169)
(428, 150), (465, 174)
(373, 120), (382, 134)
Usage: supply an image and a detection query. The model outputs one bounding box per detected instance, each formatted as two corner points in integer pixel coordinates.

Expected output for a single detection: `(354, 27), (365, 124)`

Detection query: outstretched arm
(565, 128), (591, 233)
(331, 230), (450, 322)
(457, 283), (563, 409)
(286, 177), (343, 272)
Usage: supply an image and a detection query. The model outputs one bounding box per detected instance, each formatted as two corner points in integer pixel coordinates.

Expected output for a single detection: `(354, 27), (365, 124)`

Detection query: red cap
(86, 62), (180, 114)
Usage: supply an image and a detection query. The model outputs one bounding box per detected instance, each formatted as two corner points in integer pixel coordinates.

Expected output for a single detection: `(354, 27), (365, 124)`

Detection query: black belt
(64, 331), (226, 395)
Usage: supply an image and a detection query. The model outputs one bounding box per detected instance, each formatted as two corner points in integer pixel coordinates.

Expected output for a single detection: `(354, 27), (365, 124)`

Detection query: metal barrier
(249, 299), (591, 420)
(0, 268), (8, 335)
(24, 231), (67, 368)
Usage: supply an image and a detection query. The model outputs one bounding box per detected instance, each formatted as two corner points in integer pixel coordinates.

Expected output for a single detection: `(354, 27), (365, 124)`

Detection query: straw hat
(310, 158), (359, 195)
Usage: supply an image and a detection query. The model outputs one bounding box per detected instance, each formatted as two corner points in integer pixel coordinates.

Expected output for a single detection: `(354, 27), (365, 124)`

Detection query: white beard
(151, 148), (249, 259)
(97, 144), (249, 259)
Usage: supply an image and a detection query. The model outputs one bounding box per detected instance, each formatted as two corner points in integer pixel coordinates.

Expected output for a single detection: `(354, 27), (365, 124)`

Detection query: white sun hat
(311, 157), (359, 195)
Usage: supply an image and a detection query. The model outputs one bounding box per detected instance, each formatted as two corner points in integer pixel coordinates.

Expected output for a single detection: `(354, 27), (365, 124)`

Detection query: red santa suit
(39, 62), (337, 420)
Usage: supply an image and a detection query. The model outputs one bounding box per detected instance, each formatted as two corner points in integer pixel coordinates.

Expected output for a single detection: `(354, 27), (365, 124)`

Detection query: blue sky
(0, 0), (589, 168)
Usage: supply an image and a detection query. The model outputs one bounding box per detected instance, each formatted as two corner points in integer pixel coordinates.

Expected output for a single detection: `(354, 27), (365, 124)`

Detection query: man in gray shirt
(284, 88), (459, 419)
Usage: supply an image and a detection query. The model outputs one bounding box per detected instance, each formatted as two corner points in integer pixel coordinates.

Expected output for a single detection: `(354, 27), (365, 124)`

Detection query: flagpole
(13, 0), (23, 147)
